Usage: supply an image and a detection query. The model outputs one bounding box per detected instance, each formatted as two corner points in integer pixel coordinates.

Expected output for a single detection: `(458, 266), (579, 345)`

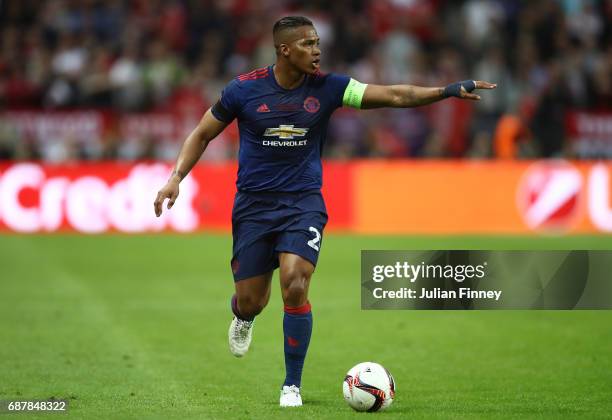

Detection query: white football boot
(228, 317), (254, 357)
(279, 385), (302, 407)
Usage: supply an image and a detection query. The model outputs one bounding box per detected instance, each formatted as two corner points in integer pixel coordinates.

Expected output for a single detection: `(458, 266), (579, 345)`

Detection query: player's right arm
(154, 108), (228, 217)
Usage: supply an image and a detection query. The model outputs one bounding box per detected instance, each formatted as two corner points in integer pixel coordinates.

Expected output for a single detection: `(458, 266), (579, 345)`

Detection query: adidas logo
(257, 103), (270, 113)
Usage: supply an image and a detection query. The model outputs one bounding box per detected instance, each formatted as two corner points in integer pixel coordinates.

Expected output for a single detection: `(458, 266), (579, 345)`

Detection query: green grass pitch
(1, 234), (611, 419)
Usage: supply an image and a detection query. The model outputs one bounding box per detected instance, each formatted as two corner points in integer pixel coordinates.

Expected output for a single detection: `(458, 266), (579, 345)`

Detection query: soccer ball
(342, 362), (395, 412)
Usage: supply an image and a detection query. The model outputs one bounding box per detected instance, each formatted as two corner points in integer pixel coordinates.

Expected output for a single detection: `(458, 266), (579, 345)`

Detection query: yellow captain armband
(342, 78), (368, 109)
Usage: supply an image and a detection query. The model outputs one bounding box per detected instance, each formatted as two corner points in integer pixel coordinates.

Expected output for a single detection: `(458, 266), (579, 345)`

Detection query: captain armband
(342, 78), (368, 109)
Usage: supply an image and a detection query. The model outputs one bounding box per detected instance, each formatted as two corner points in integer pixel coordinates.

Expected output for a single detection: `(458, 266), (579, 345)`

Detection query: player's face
(288, 27), (321, 75)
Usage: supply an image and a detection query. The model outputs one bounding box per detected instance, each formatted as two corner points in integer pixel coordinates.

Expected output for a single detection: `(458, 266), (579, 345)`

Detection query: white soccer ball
(342, 362), (396, 412)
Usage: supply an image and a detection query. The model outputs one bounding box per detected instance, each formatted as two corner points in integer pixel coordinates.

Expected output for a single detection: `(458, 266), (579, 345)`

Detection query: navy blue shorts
(231, 190), (328, 281)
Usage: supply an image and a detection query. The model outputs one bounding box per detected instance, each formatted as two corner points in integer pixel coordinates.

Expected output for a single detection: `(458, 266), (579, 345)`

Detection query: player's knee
(237, 295), (266, 318)
(281, 267), (311, 305)
(282, 283), (306, 306)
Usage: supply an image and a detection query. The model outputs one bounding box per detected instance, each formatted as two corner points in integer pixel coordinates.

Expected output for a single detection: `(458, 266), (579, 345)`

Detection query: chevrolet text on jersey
(263, 140), (308, 147)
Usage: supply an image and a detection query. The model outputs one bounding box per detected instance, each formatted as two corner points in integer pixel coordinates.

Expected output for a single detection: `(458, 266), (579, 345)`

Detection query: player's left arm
(350, 79), (497, 109)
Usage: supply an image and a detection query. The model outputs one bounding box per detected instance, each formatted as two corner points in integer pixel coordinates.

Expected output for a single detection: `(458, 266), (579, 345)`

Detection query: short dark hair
(272, 16), (313, 37)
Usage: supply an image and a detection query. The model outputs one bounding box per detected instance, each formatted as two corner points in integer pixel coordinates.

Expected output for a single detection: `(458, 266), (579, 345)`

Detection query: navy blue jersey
(211, 65), (350, 192)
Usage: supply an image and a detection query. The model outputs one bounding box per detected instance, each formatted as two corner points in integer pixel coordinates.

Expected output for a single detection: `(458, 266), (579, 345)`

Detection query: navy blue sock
(283, 301), (313, 388)
(231, 294), (254, 322)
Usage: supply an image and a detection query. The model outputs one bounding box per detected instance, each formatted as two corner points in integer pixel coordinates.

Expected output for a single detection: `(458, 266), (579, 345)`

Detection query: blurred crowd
(0, 0), (611, 161)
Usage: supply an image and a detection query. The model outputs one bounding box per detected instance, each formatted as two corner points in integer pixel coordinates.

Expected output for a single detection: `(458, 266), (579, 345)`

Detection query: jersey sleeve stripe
(238, 67), (269, 81)
(238, 69), (267, 79)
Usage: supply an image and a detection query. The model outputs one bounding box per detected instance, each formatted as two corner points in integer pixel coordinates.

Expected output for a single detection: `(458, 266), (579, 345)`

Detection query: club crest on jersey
(263, 125), (309, 139)
(303, 96), (320, 113)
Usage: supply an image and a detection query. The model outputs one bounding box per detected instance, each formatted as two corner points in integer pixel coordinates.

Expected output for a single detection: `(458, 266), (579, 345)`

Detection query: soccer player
(153, 16), (496, 407)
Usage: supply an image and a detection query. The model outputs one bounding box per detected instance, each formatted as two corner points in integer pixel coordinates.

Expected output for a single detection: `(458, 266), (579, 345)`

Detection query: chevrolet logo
(263, 125), (308, 139)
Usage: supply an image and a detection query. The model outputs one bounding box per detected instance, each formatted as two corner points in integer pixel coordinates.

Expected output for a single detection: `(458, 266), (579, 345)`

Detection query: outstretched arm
(154, 108), (228, 216)
(360, 80), (497, 109)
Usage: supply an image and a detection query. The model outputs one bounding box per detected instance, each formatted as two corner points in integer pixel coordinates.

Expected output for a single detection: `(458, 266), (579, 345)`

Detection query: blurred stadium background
(0, 0), (611, 162)
(0, 0), (611, 234)
(1, 0), (612, 418)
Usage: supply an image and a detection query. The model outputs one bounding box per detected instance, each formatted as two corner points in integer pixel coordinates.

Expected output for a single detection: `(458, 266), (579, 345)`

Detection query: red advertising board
(0, 162), (352, 233)
(1, 160), (611, 235)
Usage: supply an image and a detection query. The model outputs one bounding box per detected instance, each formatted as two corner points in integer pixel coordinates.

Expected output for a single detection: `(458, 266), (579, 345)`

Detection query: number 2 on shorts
(307, 226), (321, 251)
